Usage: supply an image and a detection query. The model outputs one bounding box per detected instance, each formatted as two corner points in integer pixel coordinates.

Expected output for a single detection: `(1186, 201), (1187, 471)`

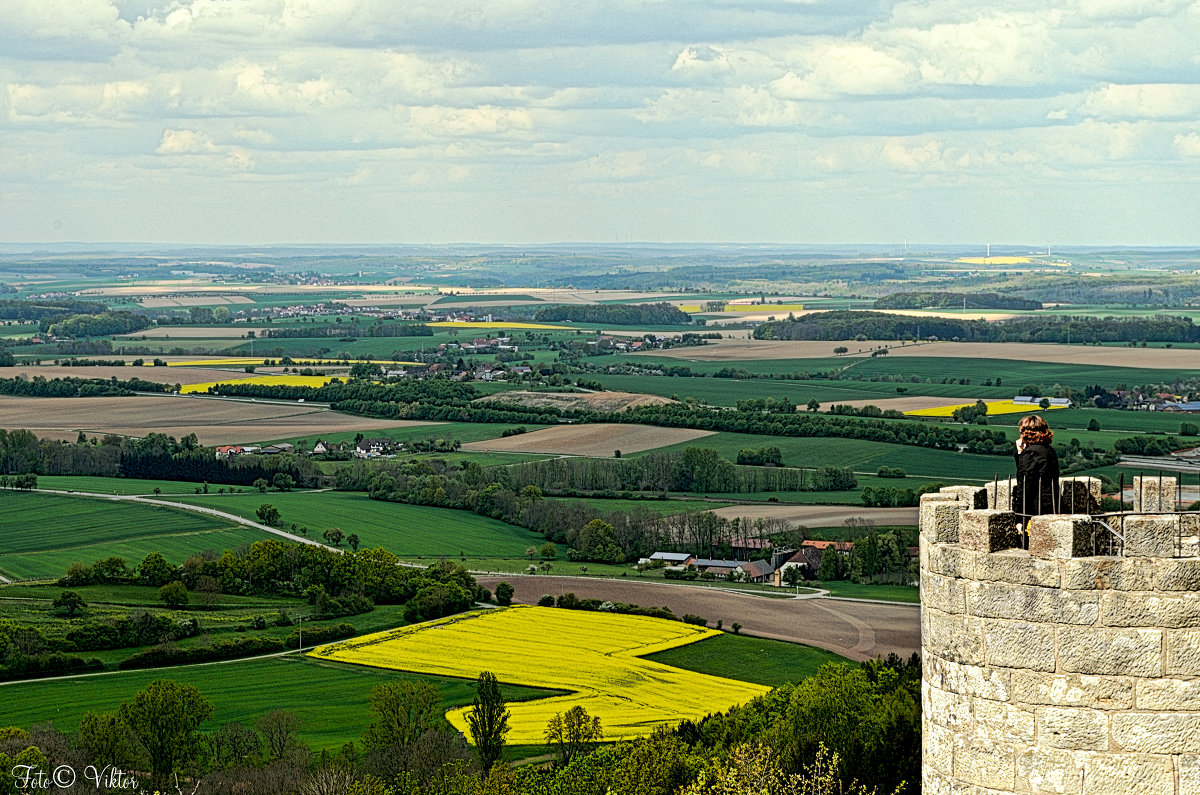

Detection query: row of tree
(533, 302), (693, 325)
(755, 310), (1200, 343)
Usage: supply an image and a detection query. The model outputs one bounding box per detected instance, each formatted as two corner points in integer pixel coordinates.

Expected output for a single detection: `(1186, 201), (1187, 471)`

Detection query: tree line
(755, 310), (1200, 343)
(533, 302), (693, 325)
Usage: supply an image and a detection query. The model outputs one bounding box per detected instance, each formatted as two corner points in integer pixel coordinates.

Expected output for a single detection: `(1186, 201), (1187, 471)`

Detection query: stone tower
(920, 477), (1200, 794)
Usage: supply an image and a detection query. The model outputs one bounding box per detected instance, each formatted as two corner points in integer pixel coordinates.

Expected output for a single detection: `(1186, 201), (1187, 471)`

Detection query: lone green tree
(494, 581), (515, 606)
(256, 503), (281, 526)
(467, 671), (511, 771)
(119, 679), (213, 783)
(52, 590), (85, 616)
(158, 580), (189, 609)
(544, 705), (602, 767)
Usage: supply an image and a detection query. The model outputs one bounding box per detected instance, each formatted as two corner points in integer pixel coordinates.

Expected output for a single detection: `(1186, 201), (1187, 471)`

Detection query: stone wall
(920, 482), (1200, 795)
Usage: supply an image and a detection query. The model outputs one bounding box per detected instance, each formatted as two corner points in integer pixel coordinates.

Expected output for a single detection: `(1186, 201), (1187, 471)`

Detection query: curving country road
(476, 575), (920, 662)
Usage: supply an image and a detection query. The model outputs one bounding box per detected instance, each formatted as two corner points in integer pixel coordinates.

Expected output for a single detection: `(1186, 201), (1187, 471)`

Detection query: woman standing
(1011, 414), (1061, 520)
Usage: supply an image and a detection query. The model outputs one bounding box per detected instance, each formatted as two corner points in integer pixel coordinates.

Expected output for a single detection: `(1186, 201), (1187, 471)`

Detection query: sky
(2, 0), (1200, 246)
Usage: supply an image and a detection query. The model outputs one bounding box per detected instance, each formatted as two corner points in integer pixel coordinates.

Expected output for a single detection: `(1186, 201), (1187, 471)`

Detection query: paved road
(476, 575), (920, 662)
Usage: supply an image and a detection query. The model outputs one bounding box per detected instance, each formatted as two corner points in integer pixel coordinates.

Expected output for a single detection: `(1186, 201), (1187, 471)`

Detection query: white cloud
(1176, 133), (1200, 158)
(156, 128), (216, 154)
(1081, 83), (1200, 120)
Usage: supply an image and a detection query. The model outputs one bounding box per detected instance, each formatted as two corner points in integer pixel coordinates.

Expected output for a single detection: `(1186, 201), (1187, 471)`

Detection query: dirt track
(475, 575), (920, 662)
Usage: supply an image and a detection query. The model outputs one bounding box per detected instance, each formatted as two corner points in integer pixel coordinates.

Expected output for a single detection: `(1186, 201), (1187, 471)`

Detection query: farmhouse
(214, 445), (244, 458)
(644, 551), (695, 566)
(735, 559), (776, 583)
(354, 438), (397, 458)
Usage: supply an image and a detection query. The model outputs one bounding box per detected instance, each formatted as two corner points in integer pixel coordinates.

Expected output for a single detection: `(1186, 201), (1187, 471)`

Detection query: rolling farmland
(312, 606), (770, 742)
(0, 491), (261, 580)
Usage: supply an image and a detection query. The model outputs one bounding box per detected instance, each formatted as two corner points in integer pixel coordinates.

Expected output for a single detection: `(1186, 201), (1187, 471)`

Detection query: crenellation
(921, 488), (1200, 795)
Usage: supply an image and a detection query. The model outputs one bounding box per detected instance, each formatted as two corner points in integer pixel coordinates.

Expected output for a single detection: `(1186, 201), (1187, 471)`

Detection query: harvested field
(475, 575), (921, 662)
(0, 365), (269, 385)
(118, 326), (269, 338)
(707, 504), (919, 527)
(462, 423), (713, 457)
(0, 395), (440, 444)
(476, 390), (672, 413)
(138, 296), (255, 308)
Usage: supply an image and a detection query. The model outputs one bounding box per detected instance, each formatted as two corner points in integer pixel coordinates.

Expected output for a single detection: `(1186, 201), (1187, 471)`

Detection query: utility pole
(296, 615), (303, 651)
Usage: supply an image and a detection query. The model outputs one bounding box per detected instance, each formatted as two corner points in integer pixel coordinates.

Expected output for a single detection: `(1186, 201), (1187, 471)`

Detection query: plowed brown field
(0, 395), (439, 444)
(462, 423), (713, 457)
(475, 575), (920, 661)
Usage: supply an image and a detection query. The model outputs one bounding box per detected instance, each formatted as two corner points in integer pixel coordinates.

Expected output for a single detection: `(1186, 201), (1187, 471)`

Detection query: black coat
(1011, 442), (1060, 517)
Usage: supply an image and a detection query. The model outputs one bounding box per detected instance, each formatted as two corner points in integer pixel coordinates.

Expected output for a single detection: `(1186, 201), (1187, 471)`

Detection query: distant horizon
(4, 2), (1199, 245)
(2, 241), (1198, 255)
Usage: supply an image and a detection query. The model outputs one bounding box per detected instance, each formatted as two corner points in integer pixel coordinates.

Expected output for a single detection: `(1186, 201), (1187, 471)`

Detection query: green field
(643, 632), (848, 686)
(643, 432), (1011, 482)
(0, 492), (264, 581)
(0, 654), (560, 751)
(169, 491), (556, 558)
(262, 421), (551, 447)
(550, 497), (734, 515)
(36, 476), (232, 495)
(817, 582), (920, 603)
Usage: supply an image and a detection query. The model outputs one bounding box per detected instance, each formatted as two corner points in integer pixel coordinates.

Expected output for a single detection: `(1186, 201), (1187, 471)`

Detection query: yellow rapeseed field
(179, 374), (340, 393)
(905, 400), (1067, 417)
(955, 256), (1032, 265)
(166, 357), (418, 367)
(310, 605), (769, 743)
(426, 321), (574, 330)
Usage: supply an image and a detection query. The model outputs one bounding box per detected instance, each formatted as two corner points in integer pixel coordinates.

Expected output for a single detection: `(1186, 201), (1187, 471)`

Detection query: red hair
(1019, 414), (1053, 445)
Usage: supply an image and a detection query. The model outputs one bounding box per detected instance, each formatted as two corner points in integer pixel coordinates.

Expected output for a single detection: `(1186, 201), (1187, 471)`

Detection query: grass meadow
(170, 491), (558, 558)
(0, 492), (262, 581)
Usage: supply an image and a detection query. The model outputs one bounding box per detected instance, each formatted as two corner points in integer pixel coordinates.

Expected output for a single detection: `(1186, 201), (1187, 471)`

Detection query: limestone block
(1166, 629), (1200, 676)
(928, 684), (974, 730)
(1181, 755), (1200, 795)
(953, 740), (1015, 789)
(1122, 514), (1178, 558)
(923, 571), (967, 614)
(1059, 476), (1101, 515)
(1099, 591), (1200, 629)
(1111, 713), (1200, 754)
(1081, 753), (1175, 795)
(923, 720), (955, 776)
(973, 698), (1036, 744)
(920, 767), (955, 795)
(940, 484), (988, 508)
(1058, 627), (1163, 677)
(1038, 707), (1109, 751)
(927, 610), (986, 666)
(1062, 557), (1155, 592)
(960, 510), (1020, 553)
(967, 580), (1099, 626)
(1155, 559), (1200, 592)
(921, 492), (968, 543)
(928, 543), (974, 579)
(1134, 677), (1200, 710)
(1010, 671), (1133, 710)
(973, 548), (1061, 588)
(984, 619), (1056, 672)
(1027, 514), (1093, 560)
(984, 478), (1015, 511)
(1016, 748), (1084, 795)
(925, 656), (1012, 702)
(1133, 475), (1177, 512)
